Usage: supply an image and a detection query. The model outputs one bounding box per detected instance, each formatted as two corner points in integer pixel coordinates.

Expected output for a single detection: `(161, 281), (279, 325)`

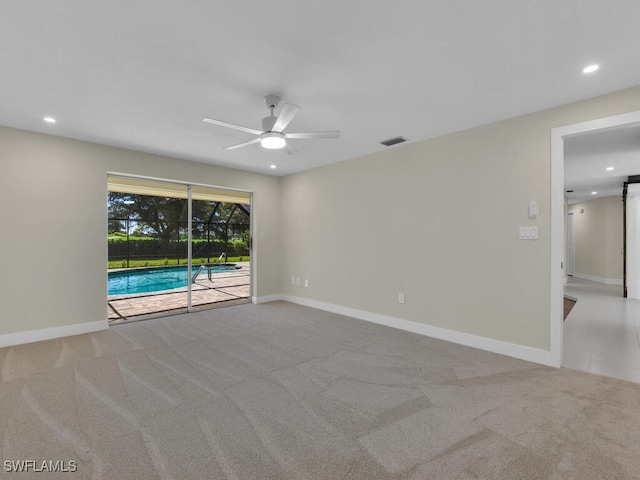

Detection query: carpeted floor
(1, 301), (639, 479)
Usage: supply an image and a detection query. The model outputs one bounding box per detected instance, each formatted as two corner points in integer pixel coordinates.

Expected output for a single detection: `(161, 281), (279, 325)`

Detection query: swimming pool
(108, 264), (239, 296)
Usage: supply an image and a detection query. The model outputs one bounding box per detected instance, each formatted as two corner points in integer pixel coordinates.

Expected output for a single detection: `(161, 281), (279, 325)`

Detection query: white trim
(249, 192), (254, 302)
(572, 272), (623, 286)
(0, 320), (108, 349)
(253, 294), (283, 304)
(279, 295), (554, 366)
(550, 126), (565, 368)
(550, 109), (640, 369)
(187, 184), (193, 312)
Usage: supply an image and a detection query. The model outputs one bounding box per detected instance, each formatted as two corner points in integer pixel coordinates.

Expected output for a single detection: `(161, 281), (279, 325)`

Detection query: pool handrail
(191, 264), (205, 283)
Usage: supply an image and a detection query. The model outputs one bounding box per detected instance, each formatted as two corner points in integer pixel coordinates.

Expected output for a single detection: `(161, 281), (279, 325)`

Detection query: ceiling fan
(203, 95), (340, 155)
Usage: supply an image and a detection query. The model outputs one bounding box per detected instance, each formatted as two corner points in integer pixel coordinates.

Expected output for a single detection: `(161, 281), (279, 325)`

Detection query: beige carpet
(1, 301), (639, 479)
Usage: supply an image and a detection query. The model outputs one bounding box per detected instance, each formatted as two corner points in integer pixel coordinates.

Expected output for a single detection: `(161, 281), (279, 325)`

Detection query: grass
(108, 234), (155, 241)
(108, 235), (231, 243)
(108, 256), (249, 270)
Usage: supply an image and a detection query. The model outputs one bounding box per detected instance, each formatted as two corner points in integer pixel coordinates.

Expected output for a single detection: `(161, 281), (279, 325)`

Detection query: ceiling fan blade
(203, 117), (263, 136)
(285, 131), (341, 139)
(272, 103), (300, 132)
(224, 138), (262, 150)
(284, 143), (299, 155)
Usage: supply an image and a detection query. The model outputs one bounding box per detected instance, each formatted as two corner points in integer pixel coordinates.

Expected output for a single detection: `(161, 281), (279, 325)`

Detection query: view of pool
(108, 265), (238, 296)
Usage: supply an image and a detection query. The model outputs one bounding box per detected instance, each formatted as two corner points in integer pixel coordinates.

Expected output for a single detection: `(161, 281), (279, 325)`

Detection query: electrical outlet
(398, 292), (405, 304)
(295, 277), (300, 286)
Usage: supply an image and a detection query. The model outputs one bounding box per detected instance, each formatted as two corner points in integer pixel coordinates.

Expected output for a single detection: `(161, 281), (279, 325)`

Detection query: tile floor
(563, 276), (640, 384)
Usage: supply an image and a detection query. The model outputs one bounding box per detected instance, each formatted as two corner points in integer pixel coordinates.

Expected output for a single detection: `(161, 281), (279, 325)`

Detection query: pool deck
(108, 263), (250, 323)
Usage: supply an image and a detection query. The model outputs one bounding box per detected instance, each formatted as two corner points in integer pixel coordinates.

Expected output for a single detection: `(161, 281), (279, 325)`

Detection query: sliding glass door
(190, 186), (251, 310)
(107, 175), (251, 323)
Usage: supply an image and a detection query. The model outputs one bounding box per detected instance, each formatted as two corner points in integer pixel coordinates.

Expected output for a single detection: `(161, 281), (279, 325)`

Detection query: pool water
(108, 265), (238, 296)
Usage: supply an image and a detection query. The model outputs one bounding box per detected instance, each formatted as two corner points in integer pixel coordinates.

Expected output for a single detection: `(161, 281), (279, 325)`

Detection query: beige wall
(3, 85), (640, 351)
(568, 196), (623, 282)
(0, 127), (281, 337)
(281, 85), (640, 351)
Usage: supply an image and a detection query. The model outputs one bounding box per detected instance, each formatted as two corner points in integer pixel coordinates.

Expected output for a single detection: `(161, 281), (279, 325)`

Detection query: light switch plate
(519, 226), (538, 240)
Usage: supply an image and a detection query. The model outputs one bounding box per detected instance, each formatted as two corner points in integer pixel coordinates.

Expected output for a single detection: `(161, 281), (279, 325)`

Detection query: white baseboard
(0, 320), (108, 349)
(272, 295), (554, 367)
(573, 272), (623, 286)
(252, 294), (284, 304)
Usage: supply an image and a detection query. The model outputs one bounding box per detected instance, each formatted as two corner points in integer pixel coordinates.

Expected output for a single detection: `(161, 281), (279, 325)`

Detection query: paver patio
(108, 264), (250, 323)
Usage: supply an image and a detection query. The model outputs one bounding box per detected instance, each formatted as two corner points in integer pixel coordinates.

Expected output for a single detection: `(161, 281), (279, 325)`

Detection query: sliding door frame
(107, 172), (253, 316)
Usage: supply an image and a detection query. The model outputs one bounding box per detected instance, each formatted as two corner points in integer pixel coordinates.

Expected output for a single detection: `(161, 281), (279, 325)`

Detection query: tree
(108, 192), (187, 242)
(191, 201), (249, 241)
(108, 219), (125, 234)
(108, 193), (250, 245)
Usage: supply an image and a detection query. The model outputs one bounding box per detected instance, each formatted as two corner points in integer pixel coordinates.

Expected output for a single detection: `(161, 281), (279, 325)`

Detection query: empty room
(1, 1), (640, 478)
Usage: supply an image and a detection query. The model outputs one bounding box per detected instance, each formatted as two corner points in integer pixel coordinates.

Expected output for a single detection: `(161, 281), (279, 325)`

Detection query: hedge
(108, 239), (249, 260)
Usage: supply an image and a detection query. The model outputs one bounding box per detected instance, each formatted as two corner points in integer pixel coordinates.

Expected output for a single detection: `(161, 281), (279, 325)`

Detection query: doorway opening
(551, 109), (640, 370)
(107, 175), (252, 323)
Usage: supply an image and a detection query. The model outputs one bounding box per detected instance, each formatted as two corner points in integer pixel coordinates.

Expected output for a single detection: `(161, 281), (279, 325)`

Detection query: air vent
(380, 136), (408, 147)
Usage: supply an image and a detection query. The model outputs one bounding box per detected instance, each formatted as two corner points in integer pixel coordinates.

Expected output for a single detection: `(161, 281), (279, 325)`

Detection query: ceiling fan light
(261, 132), (286, 149)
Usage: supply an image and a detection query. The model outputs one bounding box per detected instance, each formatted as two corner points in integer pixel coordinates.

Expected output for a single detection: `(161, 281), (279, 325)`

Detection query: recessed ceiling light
(270, 165), (277, 169)
(43, 116), (56, 123)
(606, 166), (614, 171)
(582, 64), (600, 74)
(591, 191), (598, 195)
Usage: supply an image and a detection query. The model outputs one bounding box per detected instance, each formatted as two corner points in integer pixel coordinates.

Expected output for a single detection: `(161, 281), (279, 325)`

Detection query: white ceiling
(2, 1), (640, 176)
(565, 124), (640, 204)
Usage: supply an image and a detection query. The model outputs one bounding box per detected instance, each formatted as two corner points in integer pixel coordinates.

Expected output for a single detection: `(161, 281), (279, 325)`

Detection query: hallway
(564, 276), (640, 384)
